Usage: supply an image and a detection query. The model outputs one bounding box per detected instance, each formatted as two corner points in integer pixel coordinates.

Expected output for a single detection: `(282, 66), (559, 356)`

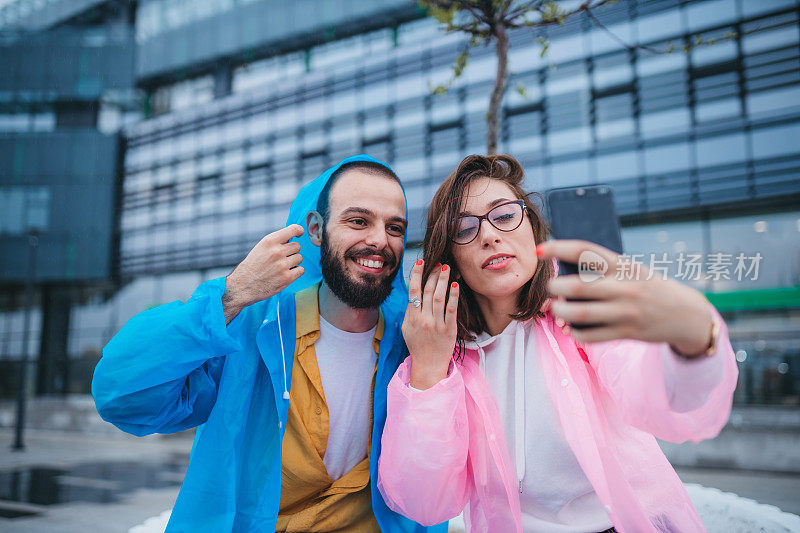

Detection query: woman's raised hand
(537, 239), (715, 357)
(402, 259), (460, 390)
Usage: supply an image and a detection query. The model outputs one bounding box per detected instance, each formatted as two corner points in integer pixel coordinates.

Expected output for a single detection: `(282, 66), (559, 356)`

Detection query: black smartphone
(544, 185), (624, 329)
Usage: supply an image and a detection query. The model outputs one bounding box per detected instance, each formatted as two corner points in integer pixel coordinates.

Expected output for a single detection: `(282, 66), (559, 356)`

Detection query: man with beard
(92, 156), (445, 533)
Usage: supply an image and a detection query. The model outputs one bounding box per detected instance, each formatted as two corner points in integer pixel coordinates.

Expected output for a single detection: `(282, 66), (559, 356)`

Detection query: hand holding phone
(544, 185), (623, 329)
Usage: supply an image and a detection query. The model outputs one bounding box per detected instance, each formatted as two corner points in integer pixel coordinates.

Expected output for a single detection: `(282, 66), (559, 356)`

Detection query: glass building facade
(0, 1), (136, 394)
(1, 0), (799, 403)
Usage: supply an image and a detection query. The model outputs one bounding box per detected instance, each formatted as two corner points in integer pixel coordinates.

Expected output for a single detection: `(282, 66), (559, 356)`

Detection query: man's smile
(351, 255), (386, 273)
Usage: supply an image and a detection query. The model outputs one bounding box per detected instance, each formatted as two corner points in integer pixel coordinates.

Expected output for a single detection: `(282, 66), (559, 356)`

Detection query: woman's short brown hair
(422, 154), (554, 343)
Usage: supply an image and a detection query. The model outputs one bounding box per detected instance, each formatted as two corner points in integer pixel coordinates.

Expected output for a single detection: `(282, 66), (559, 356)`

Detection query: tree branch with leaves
(420, 0), (615, 154)
(419, 0), (738, 154)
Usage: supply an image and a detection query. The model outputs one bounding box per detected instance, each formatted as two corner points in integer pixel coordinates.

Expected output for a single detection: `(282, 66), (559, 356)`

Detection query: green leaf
(418, 1), (459, 26)
(454, 50), (469, 77)
(428, 80), (448, 95)
(541, 1), (562, 23)
(537, 36), (549, 57)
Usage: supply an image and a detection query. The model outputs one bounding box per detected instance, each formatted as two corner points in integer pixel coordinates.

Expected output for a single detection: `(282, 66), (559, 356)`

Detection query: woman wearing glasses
(377, 154), (738, 532)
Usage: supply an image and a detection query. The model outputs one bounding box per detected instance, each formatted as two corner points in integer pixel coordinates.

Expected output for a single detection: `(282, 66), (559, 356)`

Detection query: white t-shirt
(472, 319), (614, 532)
(315, 315), (377, 481)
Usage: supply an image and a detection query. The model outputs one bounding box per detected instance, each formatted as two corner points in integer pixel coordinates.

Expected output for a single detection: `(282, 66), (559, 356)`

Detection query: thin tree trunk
(486, 25), (509, 154)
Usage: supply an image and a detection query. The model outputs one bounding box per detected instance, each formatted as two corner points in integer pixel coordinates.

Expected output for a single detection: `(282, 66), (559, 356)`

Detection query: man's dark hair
(316, 161), (401, 224)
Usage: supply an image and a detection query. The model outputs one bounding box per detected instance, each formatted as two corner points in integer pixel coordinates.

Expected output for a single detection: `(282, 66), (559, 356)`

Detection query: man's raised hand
(223, 224), (305, 324)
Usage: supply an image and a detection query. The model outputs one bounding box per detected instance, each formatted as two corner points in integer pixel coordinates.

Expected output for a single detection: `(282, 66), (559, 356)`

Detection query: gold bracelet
(672, 312), (720, 360)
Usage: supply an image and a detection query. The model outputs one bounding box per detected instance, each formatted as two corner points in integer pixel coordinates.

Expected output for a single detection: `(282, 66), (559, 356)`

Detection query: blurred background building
(1, 0), (798, 411)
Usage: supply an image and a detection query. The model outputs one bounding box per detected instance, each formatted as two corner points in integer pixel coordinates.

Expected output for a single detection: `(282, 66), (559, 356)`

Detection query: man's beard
(320, 230), (400, 309)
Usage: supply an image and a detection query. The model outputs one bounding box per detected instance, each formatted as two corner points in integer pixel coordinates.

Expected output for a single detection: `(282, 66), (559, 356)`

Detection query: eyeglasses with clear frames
(453, 200), (527, 245)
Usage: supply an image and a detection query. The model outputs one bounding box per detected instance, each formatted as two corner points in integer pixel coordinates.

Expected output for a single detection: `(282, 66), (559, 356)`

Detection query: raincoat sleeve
(378, 356), (472, 526)
(578, 302), (738, 443)
(91, 276), (244, 436)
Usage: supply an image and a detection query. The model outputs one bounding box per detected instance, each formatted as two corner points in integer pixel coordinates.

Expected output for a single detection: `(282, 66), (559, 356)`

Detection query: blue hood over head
(284, 154), (409, 312)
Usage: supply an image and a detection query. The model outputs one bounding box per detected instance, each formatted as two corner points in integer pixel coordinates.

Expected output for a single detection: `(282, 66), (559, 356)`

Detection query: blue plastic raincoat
(92, 155), (446, 532)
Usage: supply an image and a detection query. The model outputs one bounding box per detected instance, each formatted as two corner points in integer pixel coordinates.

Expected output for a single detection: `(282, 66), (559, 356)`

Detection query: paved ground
(676, 467), (800, 516)
(0, 429), (190, 533)
(1, 428), (799, 532)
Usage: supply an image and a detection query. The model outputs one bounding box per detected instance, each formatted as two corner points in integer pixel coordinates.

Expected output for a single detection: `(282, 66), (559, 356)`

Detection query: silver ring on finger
(409, 297), (421, 308)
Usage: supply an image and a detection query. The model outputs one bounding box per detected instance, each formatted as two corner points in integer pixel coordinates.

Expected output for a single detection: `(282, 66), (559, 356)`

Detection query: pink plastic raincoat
(378, 303), (737, 532)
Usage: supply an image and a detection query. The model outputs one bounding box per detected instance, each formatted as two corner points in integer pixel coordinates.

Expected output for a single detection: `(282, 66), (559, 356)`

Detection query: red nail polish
(452, 282), (458, 288)
(442, 264), (448, 271)
(416, 259), (423, 266)
(435, 263), (441, 267)
(535, 244), (543, 256)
